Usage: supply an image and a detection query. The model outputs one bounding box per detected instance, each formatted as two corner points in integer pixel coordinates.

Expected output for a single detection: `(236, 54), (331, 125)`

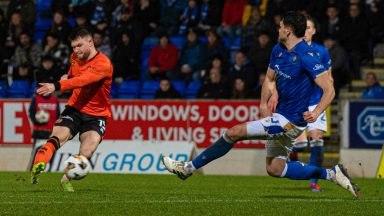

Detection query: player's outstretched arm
(56, 62), (110, 91)
(304, 72), (335, 123)
(260, 67), (276, 117)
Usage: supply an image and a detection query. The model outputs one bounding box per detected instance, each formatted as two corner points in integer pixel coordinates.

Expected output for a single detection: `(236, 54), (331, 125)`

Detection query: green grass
(0, 172), (383, 215)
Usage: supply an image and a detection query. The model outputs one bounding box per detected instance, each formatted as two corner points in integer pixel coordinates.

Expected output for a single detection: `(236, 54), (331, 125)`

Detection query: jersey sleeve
(301, 51), (327, 80)
(58, 59), (110, 91)
(268, 44), (280, 70)
(322, 47), (331, 70)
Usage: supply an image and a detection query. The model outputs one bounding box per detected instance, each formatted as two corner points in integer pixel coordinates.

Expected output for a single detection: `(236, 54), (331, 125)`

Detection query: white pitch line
(0, 199), (381, 205)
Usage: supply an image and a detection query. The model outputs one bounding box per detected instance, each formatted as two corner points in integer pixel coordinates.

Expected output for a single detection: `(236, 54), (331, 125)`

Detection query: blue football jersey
(308, 42), (331, 106)
(269, 41), (327, 127)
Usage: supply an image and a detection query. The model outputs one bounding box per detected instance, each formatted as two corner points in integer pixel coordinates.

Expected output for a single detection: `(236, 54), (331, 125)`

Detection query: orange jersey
(58, 52), (113, 118)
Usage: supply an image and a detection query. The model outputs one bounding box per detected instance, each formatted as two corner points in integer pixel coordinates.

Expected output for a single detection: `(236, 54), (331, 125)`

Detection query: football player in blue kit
(268, 15), (332, 192)
(162, 11), (359, 198)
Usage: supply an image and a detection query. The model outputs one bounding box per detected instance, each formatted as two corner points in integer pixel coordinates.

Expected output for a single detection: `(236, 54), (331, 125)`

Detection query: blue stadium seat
(68, 17), (76, 27)
(0, 81), (8, 98)
(140, 81), (160, 99)
(33, 30), (46, 44)
(8, 80), (30, 98)
(171, 81), (186, 96)
(29, 82), (38, 96)
(142, 37), (159, 50)
(35, 18), (52, 31)
(117, 80), (141, 99)
(231, 37), (241, 50)
(222, 37), (232, 48)
(185, 81), (201, 98)
(170, 37), (186, 49)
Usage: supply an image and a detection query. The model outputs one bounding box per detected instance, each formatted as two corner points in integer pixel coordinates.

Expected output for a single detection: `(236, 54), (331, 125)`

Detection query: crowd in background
(0, 0), (384, 99)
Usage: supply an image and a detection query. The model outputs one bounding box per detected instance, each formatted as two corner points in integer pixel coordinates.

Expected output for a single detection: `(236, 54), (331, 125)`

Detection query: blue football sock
(309, 140), (324, 184)
(192, 135), (234, 169)
(282, 161), (328, 180)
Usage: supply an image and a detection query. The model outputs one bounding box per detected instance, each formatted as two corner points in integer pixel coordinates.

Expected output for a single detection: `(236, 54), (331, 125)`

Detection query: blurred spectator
(218, 0), (248, 39)
(367, 1), (384, 46)
(253, 72), (265, 99)
(230, 77), (253, 99)
(12, 31), (42, 68)
(29, 93), (60, 140)
(110, 8), (134, 45)
(341, 4), (370, 79)
(320, 4), (343, 43)
(48, 11), (72, 44)
(42, 33), (70, 73)
(178, 0), (199, 35)
(241, 6), (270, 51)
(6, 0), (35, 27)
(112, 31), (139, 82)
(323, 36), (349, 98)
(89, 0), (114, 26)
(247, 32), (273, 75)
(197, 0), (224, 33)
(198, 67), (229, 99)
(13, 63), (33, 82)
(133, 0), (159, 42)
(93, 30), (111, 58)
(111, 0), (134, 27)
(0, 9), (6, 46)
(74, 13), (90, 28)
(69, 0), (93, 19)
(362, 72), (384, 99)
(154, 78), (182, 99)
(200, 54), (229, 83)
(147, 34), (178, 80)
(201, 29), (229, 66)
(227, 50), (256, 89)
(158, 0), (188, 35)
(177, 28), (203, 82)
(5, 12), (28, 59)
(51, 0), (71, 16)
(34, 55), (62, 83)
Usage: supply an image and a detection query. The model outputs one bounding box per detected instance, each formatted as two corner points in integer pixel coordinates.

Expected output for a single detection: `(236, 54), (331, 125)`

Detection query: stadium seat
(185, 81), (201, 98)
(36, 0), (52, 10)
(33, 30), (46, 44)
(35, 18), (52, 31)
(170, 37), (186, 49)
(142, 37), (159, 50)
(140, 80), (160, 99)
(117, 80), (141, 99)
(0, 81), (8, 98)
(29, 82), (38, 97)
(222, 37), (232, 48)
(231, 37), (241, 50)
(8, 80), (30, 98)
(171, 81), (186, 96)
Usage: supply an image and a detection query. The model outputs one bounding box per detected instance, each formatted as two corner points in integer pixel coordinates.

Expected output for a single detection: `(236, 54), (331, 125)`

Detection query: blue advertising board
(349, 101), (384, 149)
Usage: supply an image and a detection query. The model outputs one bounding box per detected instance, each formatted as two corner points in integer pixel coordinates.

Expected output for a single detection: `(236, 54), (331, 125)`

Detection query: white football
(35, 110), (50, 124)
(64, 155), (91, 180)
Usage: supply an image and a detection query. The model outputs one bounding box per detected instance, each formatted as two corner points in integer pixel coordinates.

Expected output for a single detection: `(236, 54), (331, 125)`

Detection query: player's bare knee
(226, 124), (246, 142)
(266, 165), (283, 177)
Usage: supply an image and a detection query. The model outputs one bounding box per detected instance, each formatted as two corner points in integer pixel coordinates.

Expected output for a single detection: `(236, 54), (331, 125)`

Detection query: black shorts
(55, 106), (106, 139)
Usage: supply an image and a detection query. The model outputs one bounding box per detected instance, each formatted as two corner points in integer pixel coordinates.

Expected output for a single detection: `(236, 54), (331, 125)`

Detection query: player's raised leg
(31, 126), (72, 184)
(61, 130), (101, 192)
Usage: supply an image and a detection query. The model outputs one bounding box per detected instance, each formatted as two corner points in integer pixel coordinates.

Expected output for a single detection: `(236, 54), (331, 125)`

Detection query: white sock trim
(310, 139), (324, 147)
(280, 163), (288, 177)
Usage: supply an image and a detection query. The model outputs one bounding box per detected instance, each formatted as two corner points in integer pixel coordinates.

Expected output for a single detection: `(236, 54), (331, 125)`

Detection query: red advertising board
(0, 99), (265, 148)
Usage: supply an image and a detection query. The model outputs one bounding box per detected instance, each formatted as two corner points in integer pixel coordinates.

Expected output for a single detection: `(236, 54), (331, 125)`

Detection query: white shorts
(307, 104), (327, 132)
(246, 113), (306, 159)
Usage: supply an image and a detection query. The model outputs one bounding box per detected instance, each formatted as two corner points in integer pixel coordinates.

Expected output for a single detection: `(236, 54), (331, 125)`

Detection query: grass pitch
(0, 172), (383, 215)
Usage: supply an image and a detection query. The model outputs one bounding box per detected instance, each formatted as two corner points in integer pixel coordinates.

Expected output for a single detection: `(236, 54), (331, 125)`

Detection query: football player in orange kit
(31, 27), (113, 192)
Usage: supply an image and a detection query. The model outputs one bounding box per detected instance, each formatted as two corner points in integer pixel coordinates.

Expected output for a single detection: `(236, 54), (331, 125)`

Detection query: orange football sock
(33, 136), (60, 165)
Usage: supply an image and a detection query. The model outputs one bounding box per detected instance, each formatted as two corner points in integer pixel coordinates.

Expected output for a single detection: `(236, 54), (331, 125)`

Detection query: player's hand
(36, 83), (55, 96)
(267, 93), (278, 112)
(260, 103), (272, 118)
(61, 74), (68, 80)
(303, 111), (319, 123)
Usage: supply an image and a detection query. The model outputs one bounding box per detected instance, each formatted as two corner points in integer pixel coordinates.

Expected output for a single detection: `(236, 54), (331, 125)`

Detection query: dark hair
(69, 26), (92, 41)
(282, 11), (306, 38)
(305, 14), (318, 31)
